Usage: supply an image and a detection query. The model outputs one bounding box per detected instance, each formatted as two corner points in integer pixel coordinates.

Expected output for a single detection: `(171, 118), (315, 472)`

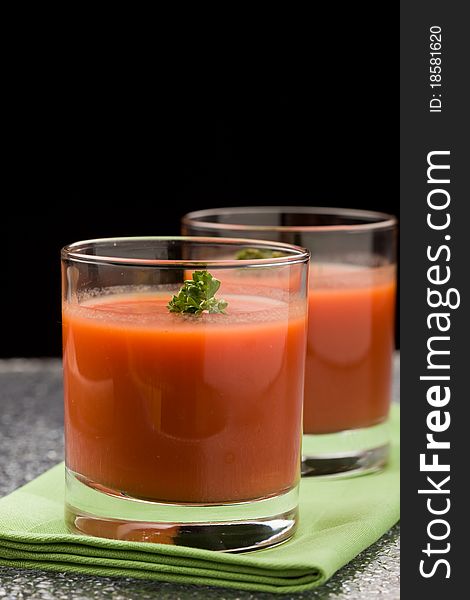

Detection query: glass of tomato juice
(62, 236), (309, 551)
(182, 208), (397, 477)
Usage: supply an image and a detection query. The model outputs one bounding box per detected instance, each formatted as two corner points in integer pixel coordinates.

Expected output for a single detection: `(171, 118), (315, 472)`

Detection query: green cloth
(0, 407), (399, 594)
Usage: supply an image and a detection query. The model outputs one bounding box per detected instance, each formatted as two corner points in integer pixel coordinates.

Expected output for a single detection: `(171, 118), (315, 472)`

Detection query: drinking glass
(182, 208), (397, 476)
(62, 236), (309, 551)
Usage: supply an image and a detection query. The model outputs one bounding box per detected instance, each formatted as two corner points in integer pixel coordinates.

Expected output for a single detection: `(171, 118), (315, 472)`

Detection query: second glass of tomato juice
(182, 208), (397, 477)
(62, 237), (309, 551)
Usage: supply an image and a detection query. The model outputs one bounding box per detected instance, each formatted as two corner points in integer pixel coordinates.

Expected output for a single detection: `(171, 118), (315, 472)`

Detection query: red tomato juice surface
(304, 264), (396, 434)
(63, 292), (306, 504)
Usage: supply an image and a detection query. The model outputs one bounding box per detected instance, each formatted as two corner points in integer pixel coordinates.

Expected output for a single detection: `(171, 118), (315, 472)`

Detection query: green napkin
(0, 406), (399, 594)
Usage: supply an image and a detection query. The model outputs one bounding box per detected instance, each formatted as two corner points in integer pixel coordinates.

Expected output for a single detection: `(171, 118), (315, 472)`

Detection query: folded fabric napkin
(0, 406), (399, 594)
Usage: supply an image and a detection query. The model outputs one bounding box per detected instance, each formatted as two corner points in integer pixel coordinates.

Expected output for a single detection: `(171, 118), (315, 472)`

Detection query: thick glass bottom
(301, 421), (390, 477)
(65, 468), (299, 552)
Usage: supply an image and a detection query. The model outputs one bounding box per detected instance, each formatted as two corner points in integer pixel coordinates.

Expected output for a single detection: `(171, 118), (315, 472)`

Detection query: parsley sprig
(235, 248), (285, 260)
(167, 271), (228, 315)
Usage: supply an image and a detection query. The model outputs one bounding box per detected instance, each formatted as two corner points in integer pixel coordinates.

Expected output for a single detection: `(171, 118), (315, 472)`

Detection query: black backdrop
(2, 24), (397, 357)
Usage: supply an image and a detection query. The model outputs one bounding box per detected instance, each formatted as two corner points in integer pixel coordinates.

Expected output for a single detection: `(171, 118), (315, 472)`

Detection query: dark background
(2, 23), (398, 357)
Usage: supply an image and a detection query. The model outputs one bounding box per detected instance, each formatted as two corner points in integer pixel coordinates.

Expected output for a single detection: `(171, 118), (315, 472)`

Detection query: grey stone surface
(0, 357), (400, 599)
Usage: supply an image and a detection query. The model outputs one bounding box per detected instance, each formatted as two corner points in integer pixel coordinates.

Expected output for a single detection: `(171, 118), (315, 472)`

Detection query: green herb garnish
(235, 248), (285, 260)
(167, 271), (228, 315)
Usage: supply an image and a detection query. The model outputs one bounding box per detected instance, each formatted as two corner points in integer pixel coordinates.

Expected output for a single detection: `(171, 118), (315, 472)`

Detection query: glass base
(65, 468), (299, 552)
(301, 421), (390, 477)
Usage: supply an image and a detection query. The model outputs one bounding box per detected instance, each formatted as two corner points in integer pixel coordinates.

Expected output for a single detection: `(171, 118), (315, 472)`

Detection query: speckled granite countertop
(0, 358), (400, 599)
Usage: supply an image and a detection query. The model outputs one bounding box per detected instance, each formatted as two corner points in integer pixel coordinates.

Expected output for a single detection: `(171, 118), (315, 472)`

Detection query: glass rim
(182, 206), (398, 233)
(61, 236), (311, 268)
